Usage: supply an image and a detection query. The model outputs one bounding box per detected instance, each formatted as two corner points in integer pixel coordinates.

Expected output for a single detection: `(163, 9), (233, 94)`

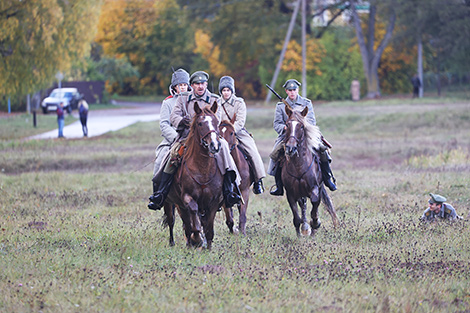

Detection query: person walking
(411, 74), (421, 98)
(217, 76), (265, 194)
(57, 102), (65, 138)
(78, 95), (89, 137)
(268, 79), (336, 195)
(148, 71), (241, 210)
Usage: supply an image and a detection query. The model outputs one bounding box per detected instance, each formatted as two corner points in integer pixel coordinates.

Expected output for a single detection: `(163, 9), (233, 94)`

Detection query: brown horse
(219, 116), (251, 235)
(163, 102), (224, 249)
(281, 105), (339, 236)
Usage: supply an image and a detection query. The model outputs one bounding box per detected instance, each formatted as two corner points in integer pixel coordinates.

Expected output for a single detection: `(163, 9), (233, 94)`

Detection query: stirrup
(225, 192), (241, 207)
(253, 180), (264, 194)
(324, 179), (337, 191)
(148, 201), (162, 210)
(269, 185), (283, 196)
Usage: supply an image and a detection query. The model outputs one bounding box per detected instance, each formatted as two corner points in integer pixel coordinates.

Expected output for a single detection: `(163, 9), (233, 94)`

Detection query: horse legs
(238, 188), (250, 236)
(223, 204), (235, 233)
(309, 187), (322, 232)
(203, 208), (218, 250)
(163, 202), (176, 246)
(298, 197), (311, 236)
(187, 199), (204, 247)
(176, 206), (192, 246)
(286, 193), (302, 237)
(320, 186), (339, 228)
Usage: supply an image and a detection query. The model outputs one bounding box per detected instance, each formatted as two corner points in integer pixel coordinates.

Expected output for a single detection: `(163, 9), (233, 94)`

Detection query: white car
(41, 88), (81, 114)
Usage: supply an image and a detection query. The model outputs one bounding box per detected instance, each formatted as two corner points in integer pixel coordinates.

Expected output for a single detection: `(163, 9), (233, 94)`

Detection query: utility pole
(265, 0), (301, 103)
(301, 0), (307, 96)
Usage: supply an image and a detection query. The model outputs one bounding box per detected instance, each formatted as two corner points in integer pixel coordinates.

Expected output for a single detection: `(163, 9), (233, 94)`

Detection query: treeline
(1, 0), (469, 110)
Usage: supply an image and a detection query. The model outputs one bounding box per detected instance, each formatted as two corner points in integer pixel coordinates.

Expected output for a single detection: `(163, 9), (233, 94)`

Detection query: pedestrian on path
(78, 96), (89, 137)
(57, 102), (65, 138)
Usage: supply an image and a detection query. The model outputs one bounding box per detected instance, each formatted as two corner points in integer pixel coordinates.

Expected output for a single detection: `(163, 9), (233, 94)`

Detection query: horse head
(219, 113), (237, 151)
(284, 106), (308, 159)
(193, 101), (220, 155)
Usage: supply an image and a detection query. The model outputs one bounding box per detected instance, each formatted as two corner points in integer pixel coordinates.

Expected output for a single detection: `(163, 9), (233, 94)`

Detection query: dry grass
(1, 98), (470, 312)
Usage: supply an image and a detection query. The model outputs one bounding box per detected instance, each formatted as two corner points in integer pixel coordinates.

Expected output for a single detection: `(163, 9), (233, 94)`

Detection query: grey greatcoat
(153, 95), (179, 176)
(218, 94), (266, 181)
(170, 88), (241, 185)
(267, 95), (316, 176)
(421, 203), (459, 221)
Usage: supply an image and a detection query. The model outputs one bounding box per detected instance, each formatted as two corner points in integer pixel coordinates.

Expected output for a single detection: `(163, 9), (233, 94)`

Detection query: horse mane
(219, 119), (233, 130)
(289, 110), (322, 153)
(184, 105), (217, 157)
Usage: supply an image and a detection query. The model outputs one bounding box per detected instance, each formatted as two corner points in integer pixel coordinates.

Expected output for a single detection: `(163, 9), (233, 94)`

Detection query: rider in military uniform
(268, 79), (337, 196)
(420, 193), (461, 221)
(217, 75), (265, 194)
(148, 71), (241, 210)
(152, 69), (190, 177)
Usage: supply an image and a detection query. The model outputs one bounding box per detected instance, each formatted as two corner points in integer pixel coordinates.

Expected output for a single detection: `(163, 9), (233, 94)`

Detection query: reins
(285, 152), (318, 181)
(179, 111), (220, 190)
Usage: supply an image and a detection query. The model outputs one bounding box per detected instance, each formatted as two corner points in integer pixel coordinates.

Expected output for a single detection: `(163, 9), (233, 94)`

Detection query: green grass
(1, 98), (470, 312)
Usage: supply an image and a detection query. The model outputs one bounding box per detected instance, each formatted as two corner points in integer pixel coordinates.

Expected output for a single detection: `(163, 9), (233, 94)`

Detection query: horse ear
(210, 101), (218, 114)
(194, 102), (202, 114)
(230, 113), (236, 125)
(301, 106), (308, 117)
(285, 103), (293, 117)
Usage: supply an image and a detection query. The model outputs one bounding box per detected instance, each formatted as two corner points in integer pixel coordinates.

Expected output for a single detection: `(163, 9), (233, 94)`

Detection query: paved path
(28, 102), (161, 140)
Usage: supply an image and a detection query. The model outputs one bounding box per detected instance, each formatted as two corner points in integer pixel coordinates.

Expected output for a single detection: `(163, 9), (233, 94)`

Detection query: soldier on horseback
(148, 71), (241, 210)
(268, 79), (337, 195)
(217, 75), (265, 195)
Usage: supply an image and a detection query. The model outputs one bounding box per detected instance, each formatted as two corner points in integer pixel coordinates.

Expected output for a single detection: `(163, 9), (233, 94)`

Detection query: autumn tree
(349, 0), (397, 98)
(0, 0), (103, 103)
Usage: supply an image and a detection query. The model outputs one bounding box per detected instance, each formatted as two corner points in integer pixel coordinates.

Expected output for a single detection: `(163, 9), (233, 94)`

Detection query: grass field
(1, 97), (470, 312)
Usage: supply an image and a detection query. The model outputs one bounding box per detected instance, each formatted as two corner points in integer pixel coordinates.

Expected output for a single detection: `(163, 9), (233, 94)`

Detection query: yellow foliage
(280, 39), (325, 75)
(95, 0), (156, 56)
(193, 30), (227, 77)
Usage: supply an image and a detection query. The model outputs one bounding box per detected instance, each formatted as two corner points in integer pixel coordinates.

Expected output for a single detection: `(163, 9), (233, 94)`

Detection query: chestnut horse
(219, 116), (251, 235)
(281, 105), (339, 236)
(163, 102), (224, 249)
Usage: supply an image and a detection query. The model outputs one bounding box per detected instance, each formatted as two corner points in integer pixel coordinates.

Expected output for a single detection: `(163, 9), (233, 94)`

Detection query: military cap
(283, 79), (301, 90)
(171, 68), (190, 87)
(428, 193), (446, 204)
(190, 71), (209, 84)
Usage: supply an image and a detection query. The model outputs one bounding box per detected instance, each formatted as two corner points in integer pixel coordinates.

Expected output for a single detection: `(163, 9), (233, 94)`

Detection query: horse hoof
(190, 233), (203, 247)
(301, 223), (311, 236)
(311, 220), (321, 230)
(232, 225), (239, 235)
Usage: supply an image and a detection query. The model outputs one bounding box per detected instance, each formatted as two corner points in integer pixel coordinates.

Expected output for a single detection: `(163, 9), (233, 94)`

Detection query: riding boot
(320, 151), (337, 191)
(253, 179), (264, 194)
(223, 171), (241, 207)
(270, 165), (284, 196)
(148, 172), (174, 210)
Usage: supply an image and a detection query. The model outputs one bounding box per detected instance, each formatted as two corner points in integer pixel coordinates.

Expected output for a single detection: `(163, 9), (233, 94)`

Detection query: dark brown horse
(281, 105), (339, 236)
(163, 102), (224, 249)
(219, 116), (251, 235)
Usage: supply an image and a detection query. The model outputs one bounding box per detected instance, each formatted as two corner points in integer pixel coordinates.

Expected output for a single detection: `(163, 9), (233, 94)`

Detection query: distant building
(312, 0), (370, 27)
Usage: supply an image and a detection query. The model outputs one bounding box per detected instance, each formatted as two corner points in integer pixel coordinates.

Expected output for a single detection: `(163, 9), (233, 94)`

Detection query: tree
(0, 0), (103, 102)
(397, 0), (470, 95)
(350, 0), (397, 98)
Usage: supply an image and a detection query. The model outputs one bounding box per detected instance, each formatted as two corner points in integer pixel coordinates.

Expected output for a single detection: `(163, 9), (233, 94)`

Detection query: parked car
(41, 88), (81, 114)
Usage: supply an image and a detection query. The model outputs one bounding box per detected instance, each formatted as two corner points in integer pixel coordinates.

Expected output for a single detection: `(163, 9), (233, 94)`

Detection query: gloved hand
(177, 116), (190, 132)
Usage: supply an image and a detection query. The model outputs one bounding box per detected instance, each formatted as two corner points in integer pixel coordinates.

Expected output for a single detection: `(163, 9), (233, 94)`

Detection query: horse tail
(320, 186), (339, 228)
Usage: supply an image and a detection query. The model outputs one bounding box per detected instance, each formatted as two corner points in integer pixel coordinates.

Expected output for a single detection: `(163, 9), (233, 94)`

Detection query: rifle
(266, 84), (292, 109)
(265, 84), (333, 149)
